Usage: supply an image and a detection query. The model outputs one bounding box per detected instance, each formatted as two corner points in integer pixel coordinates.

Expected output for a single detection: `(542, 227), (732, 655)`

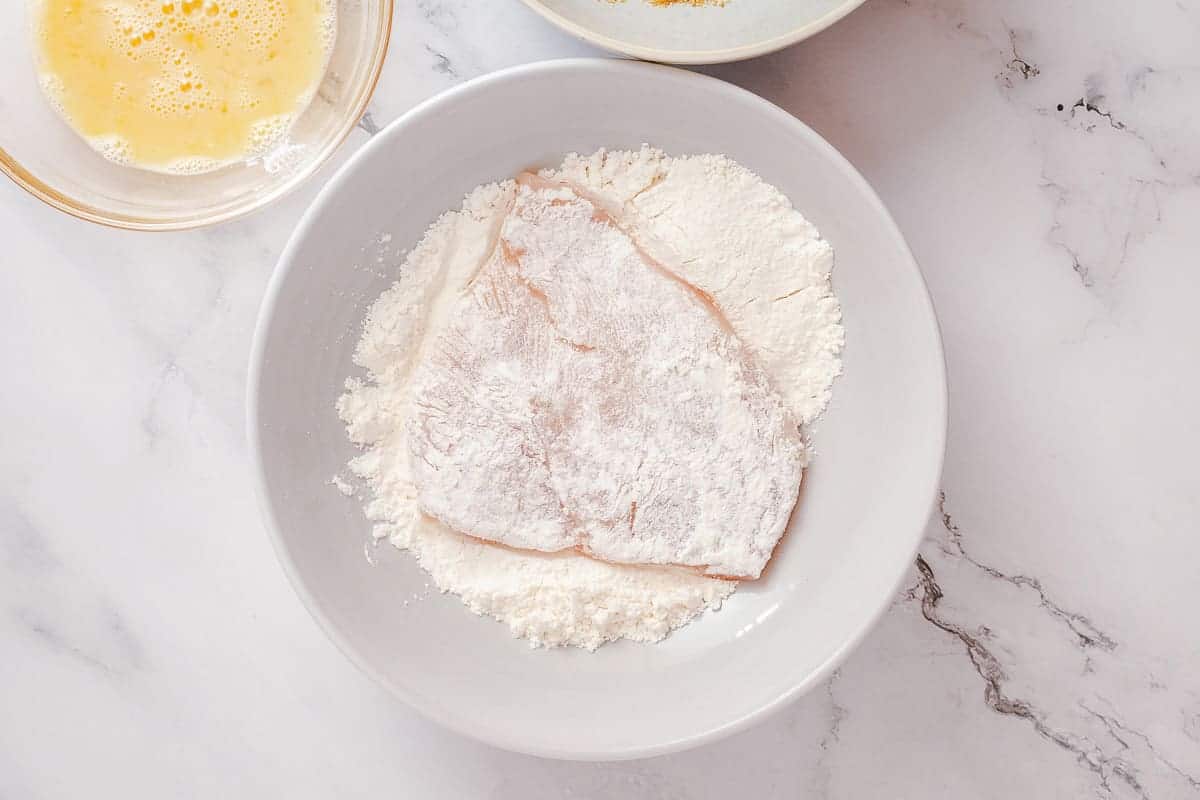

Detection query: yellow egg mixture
(33, 0), (335, 173)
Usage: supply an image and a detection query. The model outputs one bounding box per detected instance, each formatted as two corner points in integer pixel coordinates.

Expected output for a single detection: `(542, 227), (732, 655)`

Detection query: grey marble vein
(911, 555), (1148, 798)
(936, 493), (1116, 652)
(357, 109), (381, 137)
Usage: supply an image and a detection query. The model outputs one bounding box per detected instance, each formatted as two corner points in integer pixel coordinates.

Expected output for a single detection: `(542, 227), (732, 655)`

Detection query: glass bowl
(1, 0), (392, 231)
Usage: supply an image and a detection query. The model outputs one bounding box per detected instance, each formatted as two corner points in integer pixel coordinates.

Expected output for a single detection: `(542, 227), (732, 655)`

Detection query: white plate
(520, 0), (867, 64)
(248, 59), (946, 760)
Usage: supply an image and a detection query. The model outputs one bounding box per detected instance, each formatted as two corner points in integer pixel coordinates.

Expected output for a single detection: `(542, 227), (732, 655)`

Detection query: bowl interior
(251, 60), (945, 759)
(1, 0), (390, 229)
(521, 0), (865, 63)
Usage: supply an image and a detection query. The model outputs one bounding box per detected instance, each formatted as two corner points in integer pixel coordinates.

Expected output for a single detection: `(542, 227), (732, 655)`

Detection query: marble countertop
(4, 0), (1199, 796)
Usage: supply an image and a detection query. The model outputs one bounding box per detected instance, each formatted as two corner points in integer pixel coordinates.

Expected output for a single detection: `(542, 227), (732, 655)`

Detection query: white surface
(3, 0), (1199, 794)
(249, 59), (943, 758)
(519, 0), (866, 63)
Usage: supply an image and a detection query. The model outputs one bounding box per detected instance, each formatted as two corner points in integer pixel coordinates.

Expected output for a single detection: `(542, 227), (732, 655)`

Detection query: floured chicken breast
(405, 176), (804, 579)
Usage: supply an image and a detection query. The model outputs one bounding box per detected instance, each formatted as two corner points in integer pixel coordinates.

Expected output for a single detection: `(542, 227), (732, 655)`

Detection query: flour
(394, 514), (737, 650)
(337, 147), (843, 649)
(407, 177), (806, 579)
(550, 147), (843, 426)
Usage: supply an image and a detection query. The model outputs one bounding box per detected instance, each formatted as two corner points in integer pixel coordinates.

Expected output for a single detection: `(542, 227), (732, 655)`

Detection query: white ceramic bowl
(520, 0), (867, 64)
(249, 58), (945, 760)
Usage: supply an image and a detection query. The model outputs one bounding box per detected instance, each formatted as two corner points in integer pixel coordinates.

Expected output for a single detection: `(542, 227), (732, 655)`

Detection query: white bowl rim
(247, 57), (947, 761)
(517, 0), (869, 65)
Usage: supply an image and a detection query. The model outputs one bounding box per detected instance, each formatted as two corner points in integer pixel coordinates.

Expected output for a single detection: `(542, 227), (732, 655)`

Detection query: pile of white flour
(337, 146), (844, 650)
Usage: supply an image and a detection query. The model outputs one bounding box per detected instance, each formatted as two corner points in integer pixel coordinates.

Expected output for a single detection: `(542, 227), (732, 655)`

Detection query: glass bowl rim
(1, 0), (394, 232)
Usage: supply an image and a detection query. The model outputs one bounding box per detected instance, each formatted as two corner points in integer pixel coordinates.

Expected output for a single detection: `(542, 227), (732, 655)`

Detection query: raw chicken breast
(405, 176), (804, 579)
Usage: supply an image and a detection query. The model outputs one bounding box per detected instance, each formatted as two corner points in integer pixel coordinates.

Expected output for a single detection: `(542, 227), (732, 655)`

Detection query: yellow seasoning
(32, 0), (335, 174)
